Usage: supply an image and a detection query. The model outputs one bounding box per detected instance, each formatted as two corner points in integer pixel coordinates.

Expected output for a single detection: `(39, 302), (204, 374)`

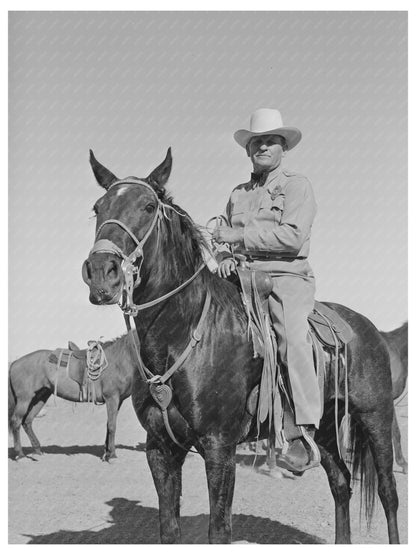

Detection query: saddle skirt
(309, 302), (354, 347)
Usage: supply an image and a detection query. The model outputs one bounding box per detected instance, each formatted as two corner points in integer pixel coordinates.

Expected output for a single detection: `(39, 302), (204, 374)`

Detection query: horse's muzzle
(82, 257), (123, 306)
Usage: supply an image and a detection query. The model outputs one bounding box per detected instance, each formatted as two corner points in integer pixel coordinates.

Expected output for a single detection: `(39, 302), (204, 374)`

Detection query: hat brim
(234, 127), (302, 150)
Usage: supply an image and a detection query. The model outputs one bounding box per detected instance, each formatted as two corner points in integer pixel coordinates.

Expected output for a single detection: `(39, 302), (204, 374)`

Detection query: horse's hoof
(268, 468), (284, 479)
(33, 449), (43, 456)
(102, 453), (117, 463)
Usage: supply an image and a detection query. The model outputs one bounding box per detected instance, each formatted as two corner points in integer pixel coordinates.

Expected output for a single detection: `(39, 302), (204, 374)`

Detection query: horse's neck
(389, 325), (408, 367)
(132, 279), (206, 360)
(104, 337), (135, 375)
(396, 332), (408, 374)
(135, 273), (205, 331)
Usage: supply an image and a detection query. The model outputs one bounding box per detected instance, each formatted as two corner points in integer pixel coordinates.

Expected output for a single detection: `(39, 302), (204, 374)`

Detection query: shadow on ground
(8, 444), (138, 460)
(136, 441), (278, 469)
(24, 497), (324, 544)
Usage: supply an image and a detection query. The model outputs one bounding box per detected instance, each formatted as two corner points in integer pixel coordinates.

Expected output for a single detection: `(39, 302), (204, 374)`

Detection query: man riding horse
(213, 108), (321, 473)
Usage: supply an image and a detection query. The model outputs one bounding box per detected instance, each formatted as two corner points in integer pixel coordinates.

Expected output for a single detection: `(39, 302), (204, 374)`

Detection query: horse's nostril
(105, 260), (119, 281)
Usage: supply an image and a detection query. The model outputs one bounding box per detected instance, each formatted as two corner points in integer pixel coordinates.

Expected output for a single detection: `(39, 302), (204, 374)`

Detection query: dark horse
(9, 334), (135, 461)
(82, 149), (399, 544)
(380, 322), (408, 474)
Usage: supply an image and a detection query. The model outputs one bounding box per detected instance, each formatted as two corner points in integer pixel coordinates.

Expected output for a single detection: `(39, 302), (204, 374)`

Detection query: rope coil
(86, 340), (108, 381)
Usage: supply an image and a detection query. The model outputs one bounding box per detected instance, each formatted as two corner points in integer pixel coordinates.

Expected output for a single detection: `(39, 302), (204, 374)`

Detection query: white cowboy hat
(234, 108), (302, 151)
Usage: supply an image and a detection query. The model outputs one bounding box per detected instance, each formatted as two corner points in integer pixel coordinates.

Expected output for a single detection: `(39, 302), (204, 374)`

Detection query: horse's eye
(145, 204), (156, 213)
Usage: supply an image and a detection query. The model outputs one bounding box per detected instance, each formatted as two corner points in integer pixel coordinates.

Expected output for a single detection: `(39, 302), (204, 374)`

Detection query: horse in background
(81, 149), (400, 544)
(8, 334), (135, 461)
(380, 322), (408, 474)
(259, 321), (409, 476)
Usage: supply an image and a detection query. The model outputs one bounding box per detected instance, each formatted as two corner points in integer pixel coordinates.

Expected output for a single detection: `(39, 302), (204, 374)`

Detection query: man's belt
(241, 252), (305, 262)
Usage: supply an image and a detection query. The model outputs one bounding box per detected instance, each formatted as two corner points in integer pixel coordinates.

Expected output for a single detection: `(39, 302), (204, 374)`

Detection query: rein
(130, 263), (206, 311)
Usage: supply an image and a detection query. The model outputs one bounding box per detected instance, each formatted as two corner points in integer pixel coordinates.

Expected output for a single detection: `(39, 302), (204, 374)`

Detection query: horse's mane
(96, 333), (135, 363)
(100, 333), (129, 349)
(149, 187), (245, 316)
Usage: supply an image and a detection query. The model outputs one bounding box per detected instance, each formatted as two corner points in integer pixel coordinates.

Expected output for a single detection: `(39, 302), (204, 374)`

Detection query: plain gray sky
(8, 11), (407, 359)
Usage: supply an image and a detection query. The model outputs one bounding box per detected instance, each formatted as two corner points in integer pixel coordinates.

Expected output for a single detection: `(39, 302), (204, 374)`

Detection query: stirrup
(276, 428), (321, 473)
(299, 426), (321, 470)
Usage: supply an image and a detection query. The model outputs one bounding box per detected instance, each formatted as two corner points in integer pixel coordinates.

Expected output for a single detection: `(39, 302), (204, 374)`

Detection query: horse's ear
(89, 150), (119, 190)
(147, 148), (172, 192)
(68, 341), (80, 351)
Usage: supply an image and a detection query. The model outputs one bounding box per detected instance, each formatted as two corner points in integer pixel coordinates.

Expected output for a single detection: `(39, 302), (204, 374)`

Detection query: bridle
(88, 178), (205, 317)
(87, 177), (210, 452)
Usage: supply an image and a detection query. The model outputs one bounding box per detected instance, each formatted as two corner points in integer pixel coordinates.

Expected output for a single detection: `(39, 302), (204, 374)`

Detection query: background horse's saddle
(48, 348), (103, 404)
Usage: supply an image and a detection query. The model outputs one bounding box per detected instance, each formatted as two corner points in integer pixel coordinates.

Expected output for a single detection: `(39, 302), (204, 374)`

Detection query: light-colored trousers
(268, 274), (321, 428)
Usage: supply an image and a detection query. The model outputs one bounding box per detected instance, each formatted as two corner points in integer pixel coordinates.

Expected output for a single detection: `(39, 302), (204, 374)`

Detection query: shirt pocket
(230, 200), (247, 226)
(259, 194), (285, 224)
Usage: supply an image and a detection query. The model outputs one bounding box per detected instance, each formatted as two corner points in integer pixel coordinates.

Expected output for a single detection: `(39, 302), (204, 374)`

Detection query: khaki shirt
(222, 165), (317, 275)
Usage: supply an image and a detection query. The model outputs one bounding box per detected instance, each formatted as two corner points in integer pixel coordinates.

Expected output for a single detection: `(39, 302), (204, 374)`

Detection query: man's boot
(276, 425), (320, 473)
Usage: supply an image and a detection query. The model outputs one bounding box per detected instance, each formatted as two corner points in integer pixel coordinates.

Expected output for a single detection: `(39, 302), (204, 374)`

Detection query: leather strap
(318, 310), (346, 458)
(125, 291), (212, 453)
(133, 263), (206, 312)
(148, 290), (212, 386)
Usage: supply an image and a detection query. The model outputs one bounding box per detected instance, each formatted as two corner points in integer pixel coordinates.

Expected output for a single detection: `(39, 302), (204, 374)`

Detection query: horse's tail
(8, 363), (17, 432)
(348, 417), (377, 527)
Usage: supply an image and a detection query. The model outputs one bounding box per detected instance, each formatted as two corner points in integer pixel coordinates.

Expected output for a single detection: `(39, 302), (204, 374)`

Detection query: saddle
(235, 268), (353, 358)
(48, 346), (105, 405)
(235, 268), (353, 453)
(309, 302), (353, 347)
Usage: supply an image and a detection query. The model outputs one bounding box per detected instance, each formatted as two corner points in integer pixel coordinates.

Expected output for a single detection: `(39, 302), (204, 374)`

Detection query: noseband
(89, 178), (205, 316)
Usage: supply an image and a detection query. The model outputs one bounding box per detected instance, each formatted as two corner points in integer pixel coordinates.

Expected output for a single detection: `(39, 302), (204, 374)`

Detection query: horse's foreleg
(146, 438), (186, 544)
(392, 409), (407, 474)
(103, 396), (121, 461)
(203, 441), (236, 544)
(318, 441), (352, 544)
(22, 418), (42, 455)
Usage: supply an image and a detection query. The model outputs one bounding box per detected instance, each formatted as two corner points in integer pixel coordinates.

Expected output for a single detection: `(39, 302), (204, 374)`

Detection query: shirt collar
(250, 165), (283, 188)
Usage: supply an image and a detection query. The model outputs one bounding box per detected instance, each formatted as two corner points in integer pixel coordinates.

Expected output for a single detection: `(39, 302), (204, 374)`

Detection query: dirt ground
(8, 396), (408, 544)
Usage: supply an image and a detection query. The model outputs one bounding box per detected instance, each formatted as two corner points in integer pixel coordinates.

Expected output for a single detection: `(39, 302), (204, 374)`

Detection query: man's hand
(217, 259), (237, 278)
(212, 226), (243, 245)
